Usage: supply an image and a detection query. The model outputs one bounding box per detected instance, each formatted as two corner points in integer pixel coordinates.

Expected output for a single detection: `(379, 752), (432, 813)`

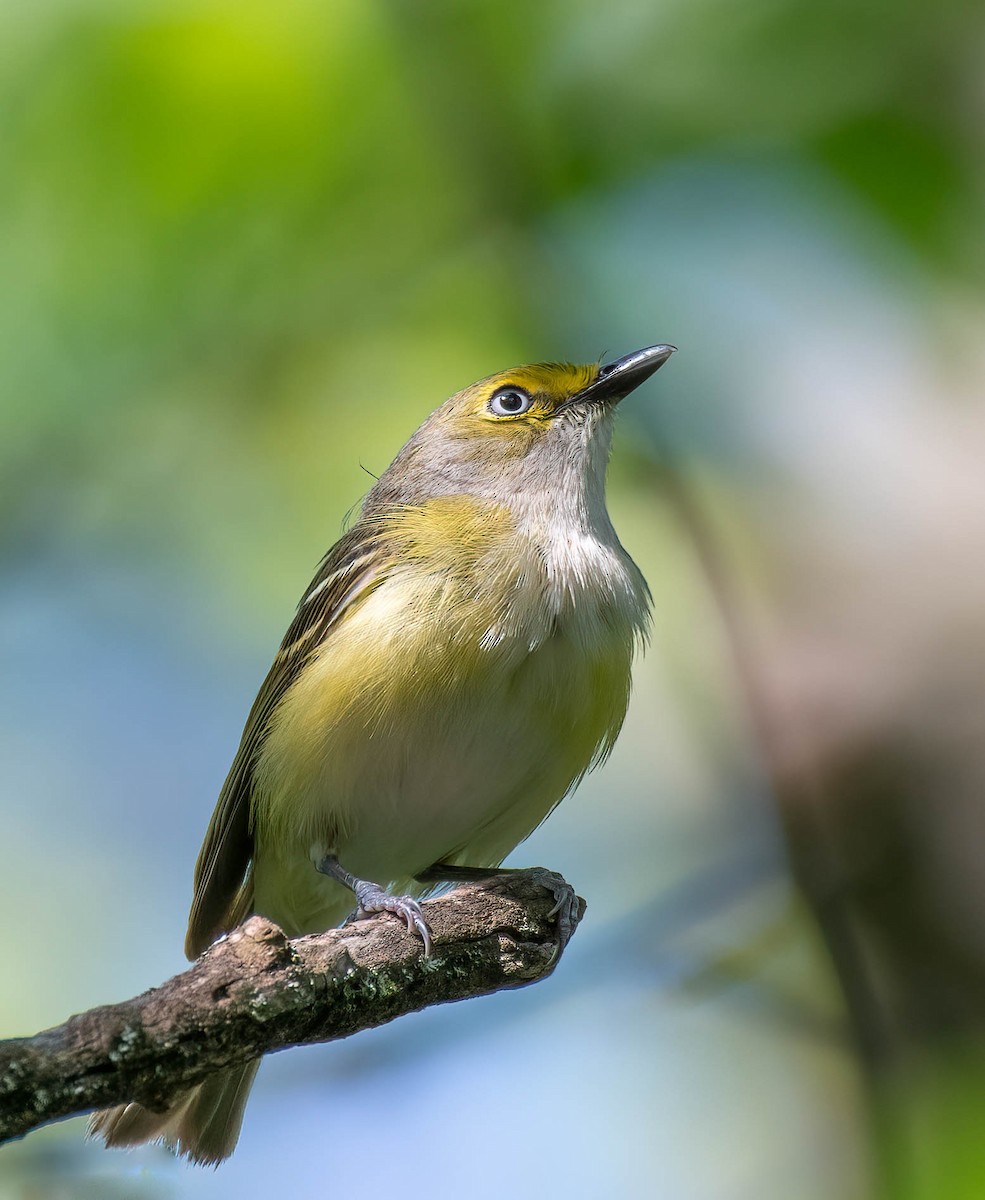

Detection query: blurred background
(3, 0), (985, 1196)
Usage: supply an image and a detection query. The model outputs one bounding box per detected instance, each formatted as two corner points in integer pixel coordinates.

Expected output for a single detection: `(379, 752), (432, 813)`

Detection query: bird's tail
(88, 1059), (260, 1166)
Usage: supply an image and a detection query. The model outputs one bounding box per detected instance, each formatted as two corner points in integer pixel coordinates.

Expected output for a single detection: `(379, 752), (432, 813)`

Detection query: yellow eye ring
(488, 387), (533, 417)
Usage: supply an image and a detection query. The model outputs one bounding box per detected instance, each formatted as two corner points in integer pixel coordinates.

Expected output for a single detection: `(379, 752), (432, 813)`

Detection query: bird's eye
(488, 387), (533, 416)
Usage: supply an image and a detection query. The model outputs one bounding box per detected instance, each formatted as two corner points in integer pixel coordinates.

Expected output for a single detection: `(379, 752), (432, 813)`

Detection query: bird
(89, 343), (675, 1163)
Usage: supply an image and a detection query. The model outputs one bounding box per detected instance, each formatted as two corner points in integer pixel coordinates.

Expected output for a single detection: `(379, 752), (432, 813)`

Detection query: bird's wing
(184, 522), (388, 959)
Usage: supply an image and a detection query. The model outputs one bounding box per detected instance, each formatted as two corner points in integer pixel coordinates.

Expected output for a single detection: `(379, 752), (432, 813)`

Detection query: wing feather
(184, 523), (387, 958)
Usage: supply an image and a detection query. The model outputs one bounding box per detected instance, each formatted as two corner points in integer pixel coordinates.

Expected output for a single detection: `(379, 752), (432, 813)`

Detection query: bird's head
(367, 345), (676, 514)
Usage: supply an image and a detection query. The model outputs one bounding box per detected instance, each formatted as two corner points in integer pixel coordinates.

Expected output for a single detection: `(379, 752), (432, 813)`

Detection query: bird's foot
(415, 861), (583, 960)
(351, 882), (433, 957)
(316, 854), (432, 956)
(521, 867), (584, 958)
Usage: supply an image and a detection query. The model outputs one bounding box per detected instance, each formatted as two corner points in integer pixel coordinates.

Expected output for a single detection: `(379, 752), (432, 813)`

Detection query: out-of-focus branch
(0, 870), (583, 1144)
(653, 461), (890, 1067)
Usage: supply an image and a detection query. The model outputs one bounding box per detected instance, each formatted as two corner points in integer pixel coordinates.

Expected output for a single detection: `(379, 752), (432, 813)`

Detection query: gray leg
(415, 862), (512, 884)
(316, 855), (432, 956)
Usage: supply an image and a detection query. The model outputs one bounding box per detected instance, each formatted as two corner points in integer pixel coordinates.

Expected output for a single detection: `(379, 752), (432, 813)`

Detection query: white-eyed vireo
(91, 344), (675, 1162)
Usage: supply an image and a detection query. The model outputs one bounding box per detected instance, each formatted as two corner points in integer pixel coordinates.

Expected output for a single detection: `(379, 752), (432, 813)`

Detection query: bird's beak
(567, 344), (676, 408)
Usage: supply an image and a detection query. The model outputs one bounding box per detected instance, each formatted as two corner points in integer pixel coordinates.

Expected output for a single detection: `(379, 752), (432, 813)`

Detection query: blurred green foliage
(4, 0), (982, 598)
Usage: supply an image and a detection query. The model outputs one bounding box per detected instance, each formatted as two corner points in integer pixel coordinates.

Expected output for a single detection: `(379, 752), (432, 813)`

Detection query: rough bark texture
(0, 869), (583, 1145)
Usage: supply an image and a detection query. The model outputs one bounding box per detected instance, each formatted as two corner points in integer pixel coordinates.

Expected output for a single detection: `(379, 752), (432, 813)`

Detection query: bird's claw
(352, 882), (433, 957)
(524, 868), (584, 959)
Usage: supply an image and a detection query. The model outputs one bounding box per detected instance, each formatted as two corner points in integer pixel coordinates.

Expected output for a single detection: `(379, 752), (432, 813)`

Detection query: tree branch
(0, 869), (584, 1145)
